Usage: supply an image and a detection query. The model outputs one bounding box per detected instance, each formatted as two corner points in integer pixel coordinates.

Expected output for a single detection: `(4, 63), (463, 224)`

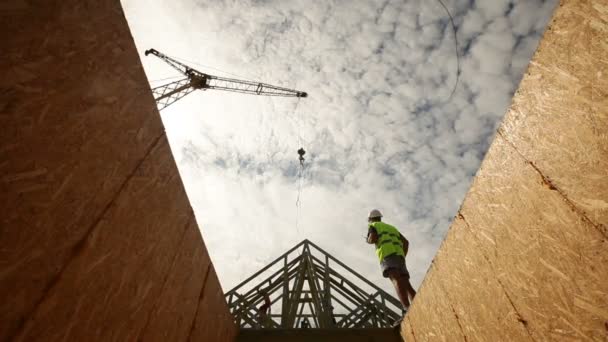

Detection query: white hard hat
(368, 209), (383, 219)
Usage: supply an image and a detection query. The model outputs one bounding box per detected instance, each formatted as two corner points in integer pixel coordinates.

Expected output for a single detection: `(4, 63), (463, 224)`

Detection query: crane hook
(297, 148), (306, 166)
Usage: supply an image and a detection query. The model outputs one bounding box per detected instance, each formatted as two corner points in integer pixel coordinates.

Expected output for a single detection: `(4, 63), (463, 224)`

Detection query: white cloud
(121, 0), (557, 297)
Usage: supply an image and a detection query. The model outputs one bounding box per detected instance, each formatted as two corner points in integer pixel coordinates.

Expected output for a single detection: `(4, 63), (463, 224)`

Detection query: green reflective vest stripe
(370, 221), (404, 262)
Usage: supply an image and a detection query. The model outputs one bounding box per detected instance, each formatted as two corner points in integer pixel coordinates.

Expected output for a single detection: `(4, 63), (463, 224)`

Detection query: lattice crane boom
(144, 48), (307, 110)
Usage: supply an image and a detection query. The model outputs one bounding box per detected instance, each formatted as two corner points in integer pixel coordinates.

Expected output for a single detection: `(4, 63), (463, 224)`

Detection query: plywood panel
(405, 1), (608, 340)
(12, 137), (192, 341)
(403, 264), (465, 341)
(500, 0), (608, 230)
(400, 317), (416, 342)
(432, 217), (533, 341)
(0, 1), (237, 341)
(138, 224), (212, 342)
(0, 1), (163, 339)
(459, 135), (608, 341)
(189, 265), (239, 342)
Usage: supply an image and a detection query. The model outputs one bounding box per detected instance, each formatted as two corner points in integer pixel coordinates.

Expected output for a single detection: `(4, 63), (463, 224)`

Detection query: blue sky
(122, 0), (557, 296)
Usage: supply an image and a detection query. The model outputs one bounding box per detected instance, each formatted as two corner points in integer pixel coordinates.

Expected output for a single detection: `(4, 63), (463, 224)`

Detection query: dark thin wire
(292, 97), (303, 235)
(296, 99), (303, 148)
(296, 162), (306, 208)
(296, 170), (302, 208)
(437, 0), (460, 103)
(149, 75), (184, 83)
(295, 165), (304, 234)
(169, 54), (260, 82)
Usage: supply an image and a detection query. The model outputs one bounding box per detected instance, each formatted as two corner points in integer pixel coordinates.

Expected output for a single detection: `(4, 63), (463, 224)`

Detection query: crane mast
(144, 48), (307, 110)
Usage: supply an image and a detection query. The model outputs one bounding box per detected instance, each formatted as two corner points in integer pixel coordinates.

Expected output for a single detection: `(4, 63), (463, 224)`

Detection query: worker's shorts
(381, 254), (410, 279)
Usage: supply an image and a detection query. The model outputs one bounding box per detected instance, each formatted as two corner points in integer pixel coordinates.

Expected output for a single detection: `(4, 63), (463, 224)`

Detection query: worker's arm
(400, 234), (409, 256)
(367, 227), (378, 244)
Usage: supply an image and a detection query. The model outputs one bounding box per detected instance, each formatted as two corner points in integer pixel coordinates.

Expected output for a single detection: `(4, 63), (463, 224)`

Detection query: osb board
(189, 265), (239, 342)
(400, 317), (416, 342)
(0, 1), (162, 339)
(12, 137), (192, 341)
(499, 0), (608, 231)
(1, 1), (236, 341)
(404, 0), (608, 340)
(430, 217), (534, 341)
(138, 224), (213, 342)
(402, 263), (465, 341)
(459, 135), (608, 341)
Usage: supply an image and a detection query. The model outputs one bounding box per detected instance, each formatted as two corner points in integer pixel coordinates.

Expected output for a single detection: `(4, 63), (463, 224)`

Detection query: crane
(144, 48), (308, 110)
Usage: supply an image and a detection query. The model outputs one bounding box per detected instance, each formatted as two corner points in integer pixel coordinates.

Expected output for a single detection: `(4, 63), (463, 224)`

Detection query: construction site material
(236, 328), (401, 342)
(0, 1), (235, 341)
(145, 49), (307, 110)
(402, 0), (608, 340)
(3, 0), (605, 341)
(225, 240), (402, 330)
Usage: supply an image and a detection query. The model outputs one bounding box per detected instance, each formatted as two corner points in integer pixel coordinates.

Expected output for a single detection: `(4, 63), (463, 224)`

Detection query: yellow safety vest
(369, 221), (404, 262)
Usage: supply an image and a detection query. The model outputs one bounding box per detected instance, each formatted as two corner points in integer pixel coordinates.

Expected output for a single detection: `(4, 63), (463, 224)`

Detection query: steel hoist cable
(437, 0), (460, 104)
(292, 97), (304, 235)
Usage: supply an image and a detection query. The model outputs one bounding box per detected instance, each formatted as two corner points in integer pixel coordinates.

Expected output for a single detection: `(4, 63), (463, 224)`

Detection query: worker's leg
(400, 257), (416, 303)
(405, 279), (416, 302)
(382, 255), (416, 310)
(387, 270), (411, 309)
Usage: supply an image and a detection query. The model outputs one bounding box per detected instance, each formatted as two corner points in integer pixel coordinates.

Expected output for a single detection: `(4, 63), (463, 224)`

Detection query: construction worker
(366, 209), (416, 314)
(257, 289), (272, 328)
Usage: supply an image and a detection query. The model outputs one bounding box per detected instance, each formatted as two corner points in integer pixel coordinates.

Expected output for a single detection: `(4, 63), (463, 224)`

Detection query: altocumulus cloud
(122, 0), (558, 295)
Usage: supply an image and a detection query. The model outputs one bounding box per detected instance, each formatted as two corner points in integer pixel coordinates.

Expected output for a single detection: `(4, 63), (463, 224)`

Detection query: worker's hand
(366, 230), (378, 244)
